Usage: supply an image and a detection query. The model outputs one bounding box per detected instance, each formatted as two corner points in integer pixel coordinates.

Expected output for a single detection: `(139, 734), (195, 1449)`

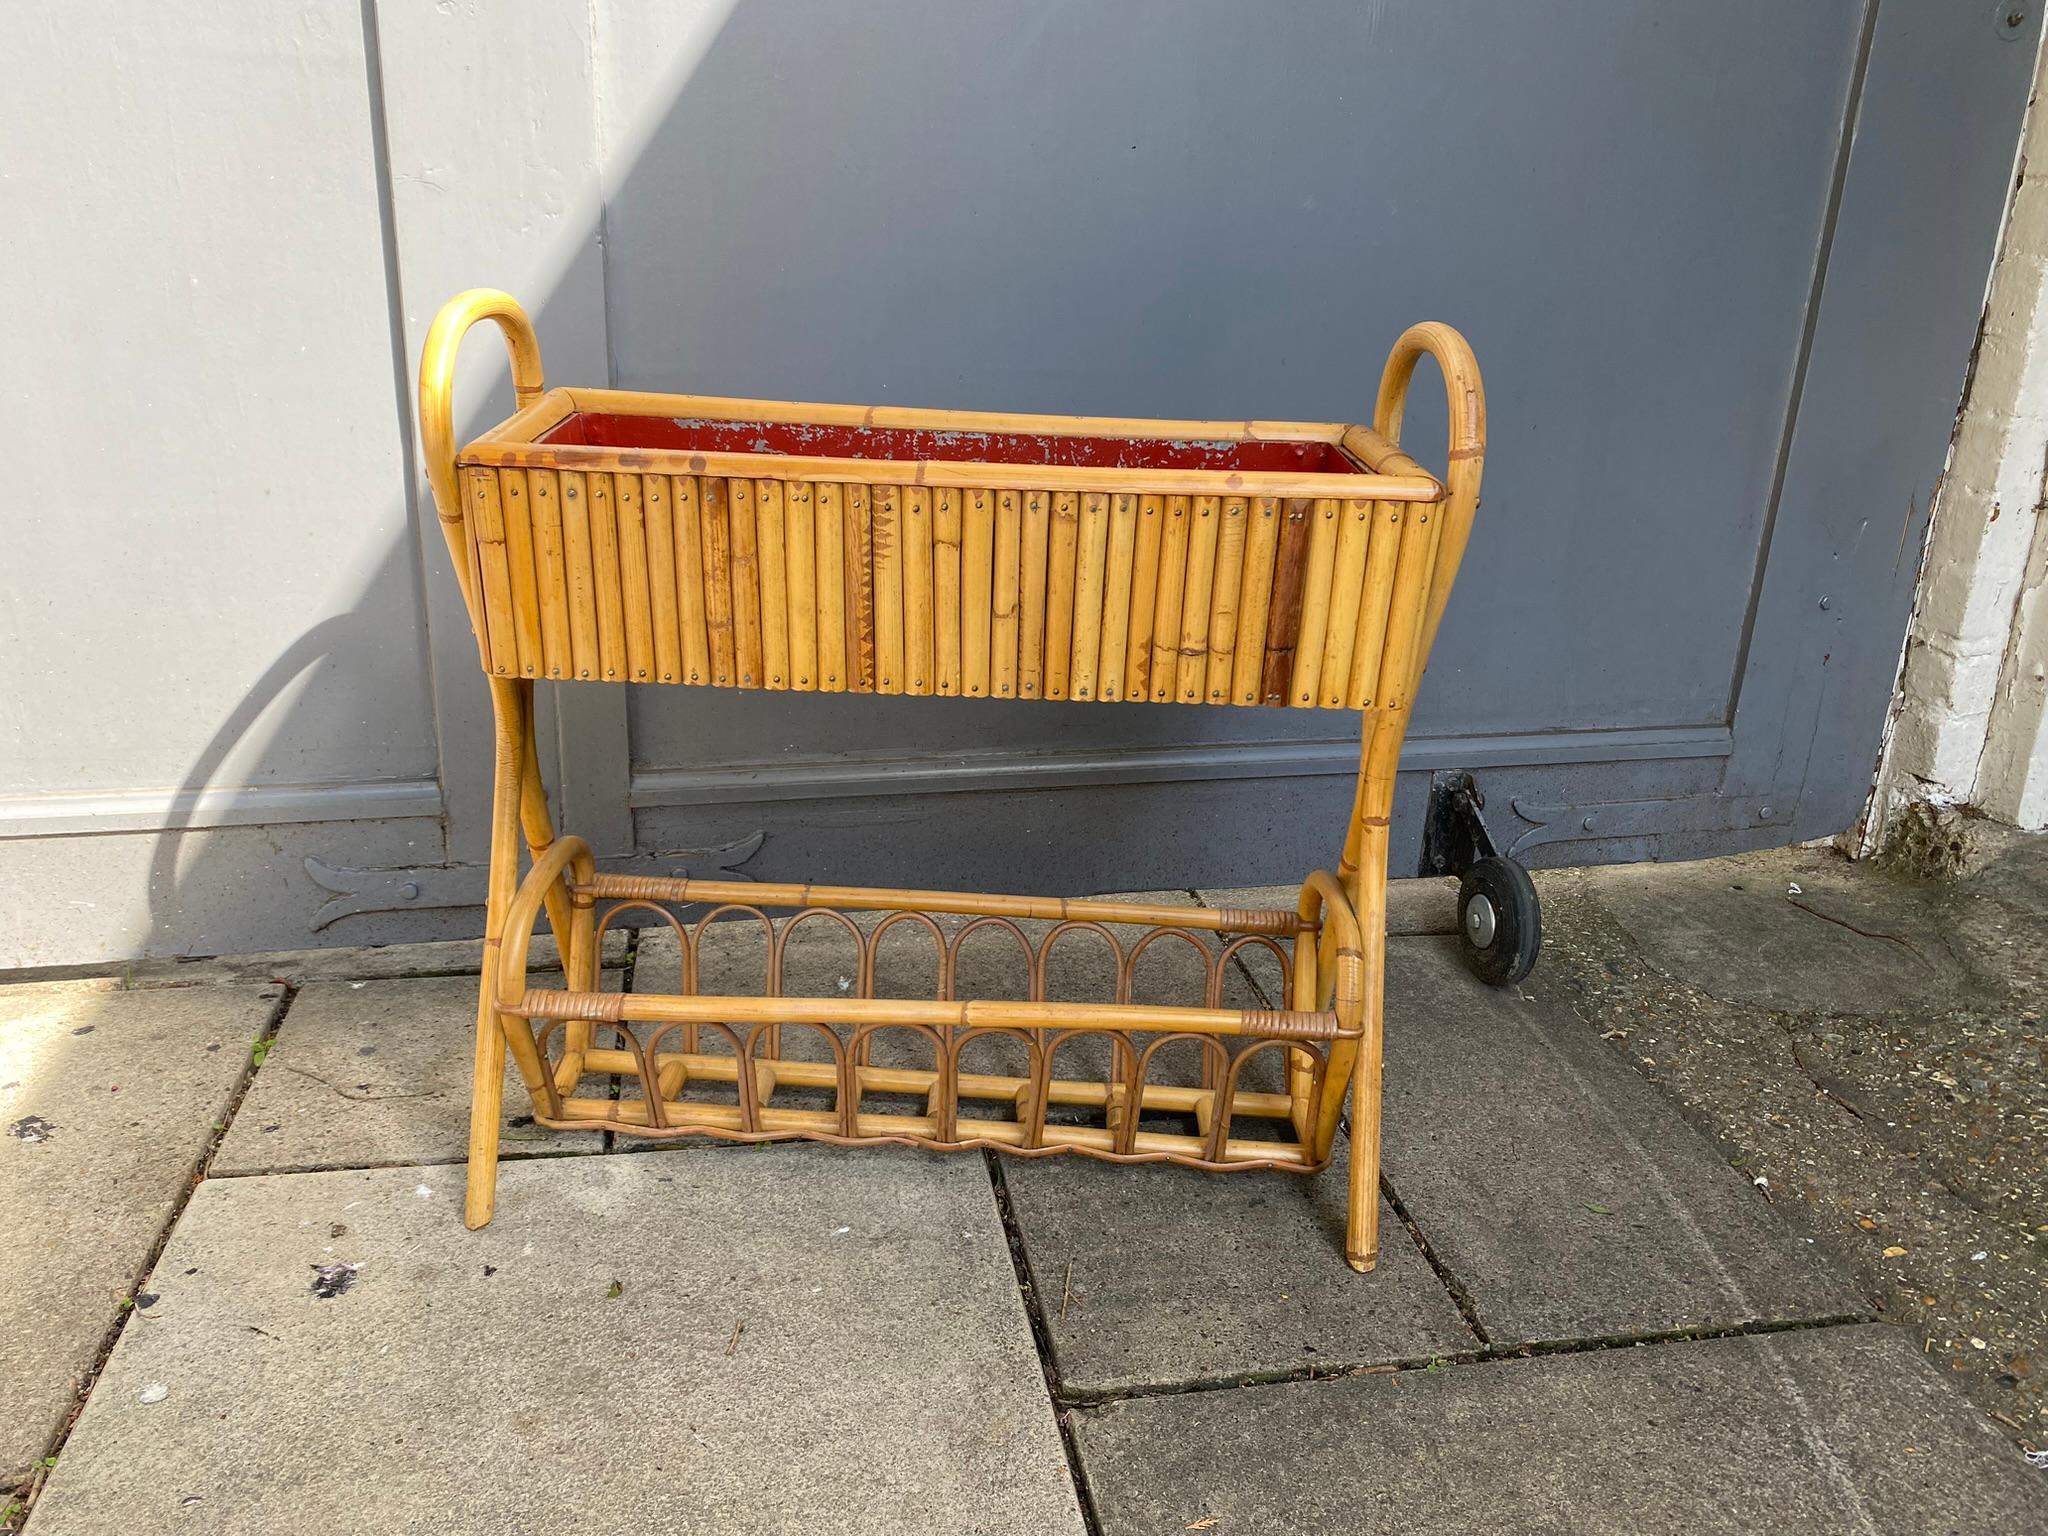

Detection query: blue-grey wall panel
(604, 0), (1861, 765)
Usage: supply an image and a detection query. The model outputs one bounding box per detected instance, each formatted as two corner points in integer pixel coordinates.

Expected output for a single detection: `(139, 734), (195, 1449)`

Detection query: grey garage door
(403, 0), (2030, 913)
(51, 0), (2032, 956)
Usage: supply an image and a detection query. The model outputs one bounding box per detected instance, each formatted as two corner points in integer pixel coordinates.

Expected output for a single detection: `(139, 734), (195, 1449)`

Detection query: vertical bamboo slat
(1260, 499), (1313, 704)
(1346, 502), (1404, 708)
(754, 479), (790, 689)
(1044, 491), (1081, 699)
(903, 485), (935, 695)
(465, 468), (519, 675)
(1204, 495), (1249, 703)
(529, 468), (571, 678)
(498, 469), (544, 678)
(618, 473), (657, 681)
(815, 482), (847, 691)
(845, 483), (877, 692)
(934, 487), (963, 696)
(1124, 494), (1164, 700)
(1096, 492), (1139, 700)
(785, 480), (818, 690)
(559, 471), (601, 679)
(1289, 498), (1343, 706)
(872, 484), (904, 694)
(667, 475), (707, 685)
(1018, 490), (1050, 698)
(630, 475), (671, 679)
(588, 474), (629, 680)
(992, 489), (1022, 698)
(1230, 498), (1282, 705)
(702, 477), (737, 687)
(1068, 491), (1111, 700)
(1175, 495), (1222, 702)
(1372, 501), (1442, 715)
(961, 489), (994, 697)
(728, 478), (765, 687)
(1318, 496), (1374, 707)
(1149, 495), (1192, 702)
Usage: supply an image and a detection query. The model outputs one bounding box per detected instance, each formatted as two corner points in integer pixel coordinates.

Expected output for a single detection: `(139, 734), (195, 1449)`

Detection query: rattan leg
(466, 676), (532, 1229)
(1338, 743), (1393, 1274)
(1343, 982), (1384, 1273)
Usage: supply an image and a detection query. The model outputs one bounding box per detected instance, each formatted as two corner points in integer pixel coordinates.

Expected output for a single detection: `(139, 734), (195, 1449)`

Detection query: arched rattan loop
(946, 916), (1037, 1001)
(1038, 920), (1127, 1003)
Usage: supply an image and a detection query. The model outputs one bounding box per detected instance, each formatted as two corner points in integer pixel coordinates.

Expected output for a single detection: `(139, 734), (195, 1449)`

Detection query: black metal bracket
(1417, 770), (1502, 879)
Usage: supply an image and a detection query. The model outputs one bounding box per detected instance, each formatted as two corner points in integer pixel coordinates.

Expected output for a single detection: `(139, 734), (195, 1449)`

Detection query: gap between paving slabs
(996, 891), (1865, 1411)
(23, 1150), (1090, 1535)
(4, 932), (622, 1531)
(1535, 851), (2048, 1451)
(1069, 1323), (2048, 1536)
(992, 887), (1479, 1402)
(4, 871), (1942, 1529)
(0, 978), (294, 1531)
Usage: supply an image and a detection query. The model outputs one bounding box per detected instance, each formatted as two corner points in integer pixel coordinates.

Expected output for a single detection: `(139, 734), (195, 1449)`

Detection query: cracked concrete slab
(1071, 1324), (2046, 1535)
(1382, 937), (1864, 1347)
(25, 1149), (1085, 1535)
(211, 973), (617, 1176)
(999, 1134), (1476, 1397)
(1535, 844), (2048, 1444)
(0, 984), (278, 1486)
(1578, 847), (1969, 1014)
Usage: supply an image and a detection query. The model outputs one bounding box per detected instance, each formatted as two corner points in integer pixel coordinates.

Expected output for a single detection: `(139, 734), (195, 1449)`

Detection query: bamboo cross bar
(419, 288), (1485, 1274)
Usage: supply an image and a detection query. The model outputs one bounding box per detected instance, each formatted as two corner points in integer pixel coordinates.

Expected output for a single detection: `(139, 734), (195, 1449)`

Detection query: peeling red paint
(542, 413), (1364, 475)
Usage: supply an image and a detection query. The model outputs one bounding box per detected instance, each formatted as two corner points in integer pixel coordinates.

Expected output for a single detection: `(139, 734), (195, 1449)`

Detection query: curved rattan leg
(1344, 951), (1385, 1273)
(467, 676), (531, 1229)
(1340, 719), (1397, 1273)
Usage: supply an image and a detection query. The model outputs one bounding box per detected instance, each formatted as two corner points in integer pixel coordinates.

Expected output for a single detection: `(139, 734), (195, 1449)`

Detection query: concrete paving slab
(1000, 1135), (1476, 1397)
(1072, 1324), (2046, 1535)
(0, 984), (277, 1485)
(28, 1149), (1086, 1535)
(211, 974), (617, 1176)
(1383, 937), (1865, 1346)
(1578, 846), (1969, 1014)
(0, 929), (628, 992)
(1536, 853), (2048, 1442)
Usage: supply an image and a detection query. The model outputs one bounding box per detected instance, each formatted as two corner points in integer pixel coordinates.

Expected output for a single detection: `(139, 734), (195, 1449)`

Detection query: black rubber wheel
(1457, 856), (1540, 986)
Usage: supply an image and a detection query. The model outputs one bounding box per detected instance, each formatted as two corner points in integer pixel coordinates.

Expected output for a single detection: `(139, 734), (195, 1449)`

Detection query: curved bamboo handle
(1336, 325), (1488, 903)
(1371, 322), (1485, 665)
(418, 289), (546, 624)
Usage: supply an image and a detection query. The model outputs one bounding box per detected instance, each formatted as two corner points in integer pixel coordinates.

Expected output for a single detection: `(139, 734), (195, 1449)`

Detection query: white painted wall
(0, 3), (435, 803)
(1874, 39), (2048, 838)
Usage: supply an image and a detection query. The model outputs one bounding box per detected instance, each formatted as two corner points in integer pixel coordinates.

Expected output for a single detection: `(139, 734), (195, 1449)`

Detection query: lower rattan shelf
(490, 860), (1365, 1179)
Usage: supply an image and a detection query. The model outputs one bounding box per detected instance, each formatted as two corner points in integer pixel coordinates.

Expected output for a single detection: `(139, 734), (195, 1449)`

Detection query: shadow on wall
(137, 0), (1873, 960)
(137, 0), (1405, 962)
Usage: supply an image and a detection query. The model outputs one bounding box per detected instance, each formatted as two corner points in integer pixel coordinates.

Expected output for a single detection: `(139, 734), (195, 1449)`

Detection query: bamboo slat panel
(463, 468), (1446, 712)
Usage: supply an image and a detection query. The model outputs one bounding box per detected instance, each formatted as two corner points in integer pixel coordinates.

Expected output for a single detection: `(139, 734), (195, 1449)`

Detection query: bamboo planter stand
(421, 289), (1484, 1272)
